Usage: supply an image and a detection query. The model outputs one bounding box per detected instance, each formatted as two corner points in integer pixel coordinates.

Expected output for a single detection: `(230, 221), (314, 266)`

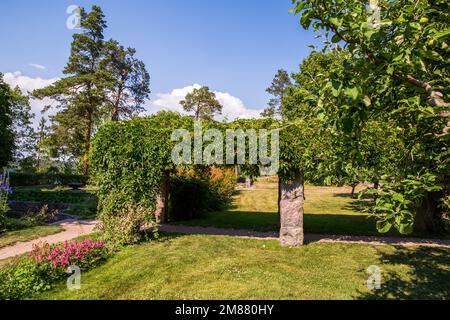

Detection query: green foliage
(90, 112), (193, 244)
(103, 40), (151, 121)
(33, 5), (150, 175)
(279, 119), (333, 183)
(9, 172), (89, 187)
(169, 167), (236, 221)
(365, 173), (444, 234)
(0, 259), (54, 300)
(291, 0), (450, 233)
(0, 196), (8, 232)
(0, 73), (33, 167)
(180, 86), (223, 120)
(262, 69), (292, 118)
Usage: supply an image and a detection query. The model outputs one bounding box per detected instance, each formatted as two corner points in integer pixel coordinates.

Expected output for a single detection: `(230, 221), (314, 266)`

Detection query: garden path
(0, 219), (98, 260)
(159, 225), (450, 248)
(1, 221), (449, 262)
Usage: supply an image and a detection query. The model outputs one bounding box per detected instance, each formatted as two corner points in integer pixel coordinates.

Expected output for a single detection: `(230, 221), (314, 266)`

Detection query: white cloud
(29, 63), (46, 70)
(4, 71), (58, 94)
(3, 71), (59, 128)
(147, 84), (263, 121)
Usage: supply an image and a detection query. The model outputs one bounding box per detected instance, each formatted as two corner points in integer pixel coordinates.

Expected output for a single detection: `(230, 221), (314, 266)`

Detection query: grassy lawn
(36, 234), (450, 300)
(0, 225), (63, 249)
(174, 181), (380, 236)
(175, 181), (450, 238)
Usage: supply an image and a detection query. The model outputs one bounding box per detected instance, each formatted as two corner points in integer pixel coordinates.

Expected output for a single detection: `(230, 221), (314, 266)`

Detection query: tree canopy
(180, 86), (223, 121)
(290, 0), (450, 234)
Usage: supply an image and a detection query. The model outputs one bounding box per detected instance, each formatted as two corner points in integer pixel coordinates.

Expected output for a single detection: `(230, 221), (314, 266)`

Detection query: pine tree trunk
(155, 171), (170, 224)
(279, 171), (305, 246)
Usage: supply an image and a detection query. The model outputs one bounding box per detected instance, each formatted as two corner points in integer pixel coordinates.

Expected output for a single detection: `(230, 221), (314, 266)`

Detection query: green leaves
(329, 17), (343, 29)
(344, 86), (360, 101)
(368, 173), (444, 235)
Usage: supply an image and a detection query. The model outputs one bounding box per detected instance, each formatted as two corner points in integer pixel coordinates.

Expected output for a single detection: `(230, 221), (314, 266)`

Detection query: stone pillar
(155, 172), (170, 224)
(279, 171), (305, 246)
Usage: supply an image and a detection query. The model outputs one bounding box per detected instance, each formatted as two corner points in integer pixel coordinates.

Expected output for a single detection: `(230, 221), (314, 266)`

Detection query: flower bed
(0, 239), (108, 300)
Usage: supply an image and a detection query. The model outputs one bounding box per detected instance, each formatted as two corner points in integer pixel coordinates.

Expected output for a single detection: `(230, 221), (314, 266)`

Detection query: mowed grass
(175, 181), (380, 236)
(36, 234), (450, 300)
(0, 225), (63, 249)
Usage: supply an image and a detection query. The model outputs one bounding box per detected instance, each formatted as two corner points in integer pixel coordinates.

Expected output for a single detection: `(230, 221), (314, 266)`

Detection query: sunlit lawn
(174, 181), (380, 236)
(36, 234), (450, 300)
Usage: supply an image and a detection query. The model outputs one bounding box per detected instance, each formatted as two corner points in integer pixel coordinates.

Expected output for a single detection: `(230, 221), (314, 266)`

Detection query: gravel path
(160, 225), (450, 248)
(0, 220), (98, 261)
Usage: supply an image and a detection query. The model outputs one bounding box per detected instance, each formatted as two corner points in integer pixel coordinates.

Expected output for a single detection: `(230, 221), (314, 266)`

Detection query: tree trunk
(154, 171), (170, 224)
(279, 171), (305, 246)
(82, 112), (92, 176)
(351, 183), (358, 199)
(415, 192), (445, 234)
(111, 70), (128, 121)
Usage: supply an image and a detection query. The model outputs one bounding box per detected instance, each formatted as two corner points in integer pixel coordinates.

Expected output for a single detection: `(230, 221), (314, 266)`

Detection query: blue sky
(0, 0), (320, 119)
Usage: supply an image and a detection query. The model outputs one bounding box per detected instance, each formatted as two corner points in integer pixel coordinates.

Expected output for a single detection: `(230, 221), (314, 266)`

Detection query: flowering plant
(29, 239), (108, 276)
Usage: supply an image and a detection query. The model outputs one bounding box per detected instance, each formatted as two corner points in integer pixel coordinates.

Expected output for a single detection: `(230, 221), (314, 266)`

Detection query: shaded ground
(160, 225), (450, 248)
(175, 182), (378, 236)
(176, 182), (448, 239)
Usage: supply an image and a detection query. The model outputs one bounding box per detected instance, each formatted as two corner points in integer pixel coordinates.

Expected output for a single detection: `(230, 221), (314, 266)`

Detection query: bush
(24, 204), (58, 225)
(90, 113), (193, 245)
(0, 239), (108, 300)
(169, 167), (236, 221)
(0, 170), (12, 231)
(98, 204), (149, 246)
(9, 173), (89, 187)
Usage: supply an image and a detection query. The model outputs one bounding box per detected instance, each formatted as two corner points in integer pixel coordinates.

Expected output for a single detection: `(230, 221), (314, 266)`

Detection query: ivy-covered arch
(90, 112), (329, 246)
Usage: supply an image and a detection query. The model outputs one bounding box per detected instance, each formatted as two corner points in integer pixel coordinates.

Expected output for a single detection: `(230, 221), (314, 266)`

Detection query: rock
(279, 172), (305, 246)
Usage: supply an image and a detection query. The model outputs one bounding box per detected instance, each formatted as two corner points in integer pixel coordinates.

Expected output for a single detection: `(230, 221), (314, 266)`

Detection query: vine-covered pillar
(279, 171), (304, 246)
(155, 171), (170, 224)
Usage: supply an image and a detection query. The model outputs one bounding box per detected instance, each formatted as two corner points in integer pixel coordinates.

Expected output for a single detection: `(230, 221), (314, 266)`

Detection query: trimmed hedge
(9, 173), (89, 187)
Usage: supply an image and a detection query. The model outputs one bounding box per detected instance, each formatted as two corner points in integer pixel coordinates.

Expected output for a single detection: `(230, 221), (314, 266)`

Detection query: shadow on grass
(173, 210), (381, 236)
(358, 247), (450, 300)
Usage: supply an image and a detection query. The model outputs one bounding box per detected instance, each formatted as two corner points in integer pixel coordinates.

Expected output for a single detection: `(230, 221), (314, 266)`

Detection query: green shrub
(0, 197), (8, 232)
(0, 260), (55, 300)
(9, 173), (89, 187)
(169, 167), (236, 222)
(90, 113), (194, 245)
